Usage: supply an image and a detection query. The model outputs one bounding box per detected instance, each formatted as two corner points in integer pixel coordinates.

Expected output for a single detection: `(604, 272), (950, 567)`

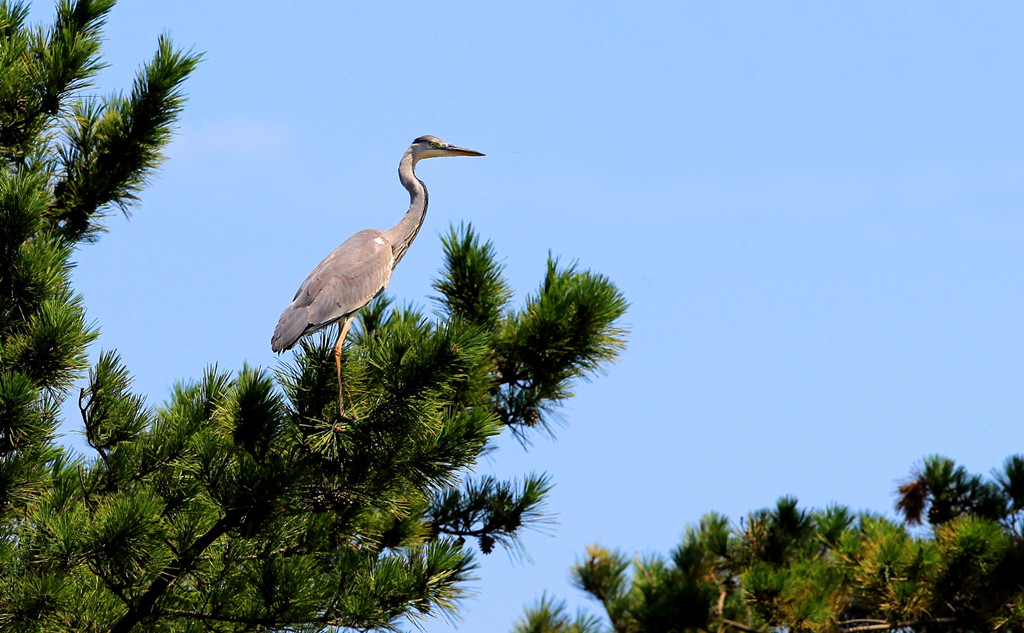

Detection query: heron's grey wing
(271, 229), (394, 352)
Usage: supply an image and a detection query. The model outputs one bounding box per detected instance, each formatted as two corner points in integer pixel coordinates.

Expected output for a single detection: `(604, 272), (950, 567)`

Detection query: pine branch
(428, 474), (552, 555)
(48, 35), (200, 243)
(494, 253), (628, 437)
(0, 0), (112, 161)
(432, 222), (512, 330)
(164, 609), (287, 627)
(841, 618), (956, 632)
(722, 618), (763, 633)
(109, 514), (231, 633)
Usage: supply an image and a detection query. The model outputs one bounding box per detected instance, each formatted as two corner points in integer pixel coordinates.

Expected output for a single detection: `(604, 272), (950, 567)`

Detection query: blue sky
(32, 1), (1024, 631)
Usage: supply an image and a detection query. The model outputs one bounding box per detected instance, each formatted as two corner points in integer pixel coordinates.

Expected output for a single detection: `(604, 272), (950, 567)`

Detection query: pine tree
(514, 455), (1024, 633)
(0, 2), (629, 631)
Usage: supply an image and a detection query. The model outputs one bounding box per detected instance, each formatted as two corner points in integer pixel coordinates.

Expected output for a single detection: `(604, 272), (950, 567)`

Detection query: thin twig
(841, 617), (956, 632)
(722, 618), (762, 633)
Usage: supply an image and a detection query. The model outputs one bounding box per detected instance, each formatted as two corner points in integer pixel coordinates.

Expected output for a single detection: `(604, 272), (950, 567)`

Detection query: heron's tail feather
(272, 306), (309, 353)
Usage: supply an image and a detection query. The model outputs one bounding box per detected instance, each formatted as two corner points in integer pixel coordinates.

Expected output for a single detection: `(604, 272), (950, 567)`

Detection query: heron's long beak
(446, 145), (485, 157)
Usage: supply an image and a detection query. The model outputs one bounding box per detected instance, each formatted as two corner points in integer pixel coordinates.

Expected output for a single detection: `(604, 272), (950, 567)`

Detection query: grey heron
(271, 135), (484, 419)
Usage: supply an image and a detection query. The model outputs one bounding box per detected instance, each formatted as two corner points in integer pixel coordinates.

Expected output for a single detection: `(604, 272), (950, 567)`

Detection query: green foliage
(50, 33), (201, 242)
(896, 454), (1023, 530)
(438, 232), (632, 440)
(433, 222), (514, 330)
(514, 594), (605, 633)
(518, 457), (1024, 633)
(557, 528), (746, 633)
(0, 4), (630, 631)
(428, 473), (553, 554)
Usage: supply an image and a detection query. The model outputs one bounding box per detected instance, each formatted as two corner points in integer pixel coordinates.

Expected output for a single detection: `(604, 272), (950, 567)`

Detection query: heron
(271, 135), (484, 419)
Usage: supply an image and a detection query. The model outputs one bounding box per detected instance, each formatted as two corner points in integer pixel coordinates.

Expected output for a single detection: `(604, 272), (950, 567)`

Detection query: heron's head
(410, 135), (485, 162)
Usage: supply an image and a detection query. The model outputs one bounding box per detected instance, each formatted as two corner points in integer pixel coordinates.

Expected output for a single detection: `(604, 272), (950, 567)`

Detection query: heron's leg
(334, 317), (354, 422)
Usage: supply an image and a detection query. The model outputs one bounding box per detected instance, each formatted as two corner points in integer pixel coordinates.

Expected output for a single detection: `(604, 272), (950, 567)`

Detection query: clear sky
(29, 1), (1024, 631)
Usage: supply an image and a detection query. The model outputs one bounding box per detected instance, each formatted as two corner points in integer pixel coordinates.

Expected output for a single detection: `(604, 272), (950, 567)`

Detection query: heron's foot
(333, 410), (354, 432)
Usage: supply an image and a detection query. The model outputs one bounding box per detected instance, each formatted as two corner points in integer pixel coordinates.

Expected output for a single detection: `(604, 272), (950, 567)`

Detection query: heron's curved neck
(385, 150), (427, 265)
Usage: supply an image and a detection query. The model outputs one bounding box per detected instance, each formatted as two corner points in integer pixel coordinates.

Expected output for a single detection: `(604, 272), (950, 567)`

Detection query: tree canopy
(514, 454), (1024, 633)
(0, 2), (629, 631)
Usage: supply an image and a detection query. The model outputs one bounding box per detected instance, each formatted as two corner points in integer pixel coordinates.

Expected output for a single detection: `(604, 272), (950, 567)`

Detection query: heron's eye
(429, 141), (443, 149)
